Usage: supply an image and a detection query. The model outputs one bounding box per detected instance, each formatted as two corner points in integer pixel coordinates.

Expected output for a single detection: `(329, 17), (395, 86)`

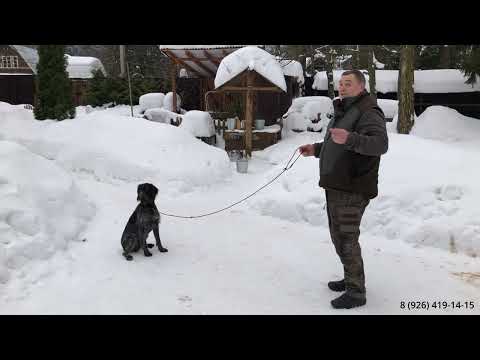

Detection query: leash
(158, 148), (303, 219)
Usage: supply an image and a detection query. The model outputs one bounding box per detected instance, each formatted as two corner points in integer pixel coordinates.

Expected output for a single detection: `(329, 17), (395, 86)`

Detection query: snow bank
(282, 97), (333, 132)
(0, 141), (95, 284)
(215, 46), (287, 92)
(139, 93), (165, 113)
(247, 131), (480, 258)
(313, 69), (480, 94)
(180, 111), (215, 137)
(411, 106), (480, 143)
(66, 55), (107, 79)
(163, 92), (182, 112)
(0, 104), (231, 190)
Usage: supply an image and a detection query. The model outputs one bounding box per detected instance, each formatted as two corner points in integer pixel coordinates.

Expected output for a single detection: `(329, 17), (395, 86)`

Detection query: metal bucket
(228, 151), (241, 162)
(236, 158), (248, 173)
(255, 119), (265, 130)
(227, 118), (236, 130)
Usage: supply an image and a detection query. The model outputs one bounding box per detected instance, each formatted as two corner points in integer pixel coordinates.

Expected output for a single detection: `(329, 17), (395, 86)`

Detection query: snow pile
(144, 107), (182, 124)
(139, 93), (165, 113)
(163, 92), (182, 112)
(279, 59), (305, 85)
(313, 69), (480, 94)
(215, 46), (287, 92)
(377, 99), (398, 119)
(282, 97), (333, 132)
(0, 105), (231, 190)
(247, 131), (480, 258)
(411, 106), (480, 143)
(0, 141), (95, 285)
(180, 111), (215, 137)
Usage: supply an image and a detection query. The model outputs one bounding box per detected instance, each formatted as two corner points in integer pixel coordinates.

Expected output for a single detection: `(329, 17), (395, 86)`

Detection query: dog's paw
(144, 250), (153, 257)
(147, 244), (155, 249)
(125, 255), (133, 261)
(159, 247), (168, 253)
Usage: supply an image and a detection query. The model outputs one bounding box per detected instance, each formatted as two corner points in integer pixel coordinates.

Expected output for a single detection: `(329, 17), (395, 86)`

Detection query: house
(0, 45), (107, 106)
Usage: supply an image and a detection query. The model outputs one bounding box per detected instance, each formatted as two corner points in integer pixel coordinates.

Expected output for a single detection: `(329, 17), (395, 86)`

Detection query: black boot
(331, 293), (366, 309)
(328, 279), (346, 292)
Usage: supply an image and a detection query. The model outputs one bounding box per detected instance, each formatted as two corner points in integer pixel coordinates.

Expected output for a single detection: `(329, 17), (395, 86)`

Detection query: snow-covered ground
(0, 102), (479, 314)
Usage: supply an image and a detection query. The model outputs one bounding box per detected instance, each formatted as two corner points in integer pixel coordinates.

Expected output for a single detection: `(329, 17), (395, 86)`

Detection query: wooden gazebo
(213, 69), (286, 157)
(159, 45), (258, 111)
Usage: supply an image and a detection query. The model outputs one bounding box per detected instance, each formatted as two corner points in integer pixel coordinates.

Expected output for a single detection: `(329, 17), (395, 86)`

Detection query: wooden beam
(245, 71), (255, 158)
(217, 86), (283, 92)
(221, 49), (229, 57)
(203, 50), (221, 65)
(162, 49), (205, 77)
(172, 62), (178, 114)
(184, 50), (215, 77)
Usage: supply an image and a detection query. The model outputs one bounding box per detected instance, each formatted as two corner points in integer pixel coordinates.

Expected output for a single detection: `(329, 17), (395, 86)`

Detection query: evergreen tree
(34, 45), (75, 120)
(460, 45), (480, 85)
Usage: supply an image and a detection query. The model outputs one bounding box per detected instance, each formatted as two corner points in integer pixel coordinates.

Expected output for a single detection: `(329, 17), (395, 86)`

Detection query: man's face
(338, 74), (364, 98)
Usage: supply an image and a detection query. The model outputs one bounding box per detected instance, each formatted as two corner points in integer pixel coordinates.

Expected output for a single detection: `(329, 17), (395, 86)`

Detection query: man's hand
(329, 128), (350, 144)
(298, 144), (315, 157)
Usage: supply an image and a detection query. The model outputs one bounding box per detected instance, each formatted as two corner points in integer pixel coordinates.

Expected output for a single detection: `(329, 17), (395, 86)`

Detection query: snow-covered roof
(10, 45), (106, 78)
(65, 55), (106, 79)
(159, 45), (262, 78)
(278, 59), (305, 85)
(312, 69), (480, 94)
(11, 45), (39, 73)
(159, 45), (253, 50)
(215, 46), (287, 92)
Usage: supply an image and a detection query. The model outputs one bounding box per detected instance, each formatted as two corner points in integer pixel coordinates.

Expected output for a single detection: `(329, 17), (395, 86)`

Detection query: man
(299, 70), (388, 309)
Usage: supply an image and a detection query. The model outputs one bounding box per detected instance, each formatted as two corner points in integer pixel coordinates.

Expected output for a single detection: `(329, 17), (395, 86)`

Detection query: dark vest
(319, 91), (384, 199)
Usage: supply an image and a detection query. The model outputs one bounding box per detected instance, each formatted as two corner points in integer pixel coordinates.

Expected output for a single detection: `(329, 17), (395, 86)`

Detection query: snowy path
(1, 154), (479, 314)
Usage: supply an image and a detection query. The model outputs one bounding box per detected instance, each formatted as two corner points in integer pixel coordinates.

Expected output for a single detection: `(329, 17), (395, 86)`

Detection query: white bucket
(227, 118), (236, 130)
(236, 158), (248, 173)
(255, 119), (265, 130)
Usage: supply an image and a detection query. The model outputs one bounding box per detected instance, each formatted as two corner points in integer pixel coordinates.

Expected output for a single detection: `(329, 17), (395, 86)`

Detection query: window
(0, 56), (19, 69)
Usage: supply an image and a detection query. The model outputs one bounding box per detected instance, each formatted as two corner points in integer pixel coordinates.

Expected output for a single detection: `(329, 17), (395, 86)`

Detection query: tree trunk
(326, 51), (335, 99)
(367, 46), (377, 100)
(358, 45), (370, 69)
(397, 45), (415, 134)
(439, 45), (451, 68)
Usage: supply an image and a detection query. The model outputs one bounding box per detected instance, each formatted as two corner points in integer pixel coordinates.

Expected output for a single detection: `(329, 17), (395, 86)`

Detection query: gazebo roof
(159, 45), (262, 78)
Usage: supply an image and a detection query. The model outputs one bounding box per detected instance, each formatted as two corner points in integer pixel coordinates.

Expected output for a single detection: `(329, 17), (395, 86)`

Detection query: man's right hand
(298, 144), (315, 157)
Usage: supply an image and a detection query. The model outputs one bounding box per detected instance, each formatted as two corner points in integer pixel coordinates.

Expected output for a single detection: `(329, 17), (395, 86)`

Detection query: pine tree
(397, 45), (415, 134)
(34, 45), (75, 120)
(460, 45), (480, 85)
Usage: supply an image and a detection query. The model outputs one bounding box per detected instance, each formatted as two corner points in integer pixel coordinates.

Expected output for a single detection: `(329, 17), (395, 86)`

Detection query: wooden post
(172, 62), (178, 113)
(245, 71), (254, 158)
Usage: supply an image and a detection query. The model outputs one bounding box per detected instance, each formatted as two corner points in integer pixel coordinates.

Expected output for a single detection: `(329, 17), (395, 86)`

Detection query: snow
(0, 140), (95, 285)
(377, 99), (398, 119)
(313, 69), (480, 94)
(0, 102), (479, 314)
(159, 45), (248, 50)
(139, 93), (165, 113)
(282, 97), (333, 132)
(279, 59), (305, 85)
(179, 111), (215, 137)
(163, 92), (182, 112)
(144, 107), (181, 124)
(9, 46), (106, 78)
(65, 55), (107, 79)
(215, 46), (287, 92)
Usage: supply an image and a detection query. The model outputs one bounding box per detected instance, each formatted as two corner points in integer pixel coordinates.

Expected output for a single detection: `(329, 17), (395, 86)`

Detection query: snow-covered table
(224, 124), (282, 151)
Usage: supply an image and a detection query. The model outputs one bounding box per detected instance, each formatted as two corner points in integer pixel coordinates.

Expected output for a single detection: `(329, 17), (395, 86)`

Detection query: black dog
(121, 183), (168, 261)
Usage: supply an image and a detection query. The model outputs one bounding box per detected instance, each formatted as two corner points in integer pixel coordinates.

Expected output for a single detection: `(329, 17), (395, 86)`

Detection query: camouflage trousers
(326, 189), (370, 299)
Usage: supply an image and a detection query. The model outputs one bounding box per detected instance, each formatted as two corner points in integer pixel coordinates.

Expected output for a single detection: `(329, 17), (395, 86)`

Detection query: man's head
(338, 70), (366, 98)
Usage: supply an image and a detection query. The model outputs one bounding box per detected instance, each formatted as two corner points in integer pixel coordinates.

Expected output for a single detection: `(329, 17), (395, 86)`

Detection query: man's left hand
(329, 128), (350, 144)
